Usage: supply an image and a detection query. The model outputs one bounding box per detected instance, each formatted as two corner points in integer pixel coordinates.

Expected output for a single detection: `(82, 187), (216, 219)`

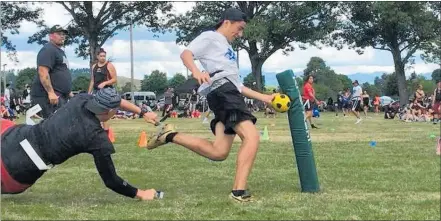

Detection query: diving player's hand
(142, 112), (158, 125)
(193, 71), (211, 85)
(136, 189), (157, 200)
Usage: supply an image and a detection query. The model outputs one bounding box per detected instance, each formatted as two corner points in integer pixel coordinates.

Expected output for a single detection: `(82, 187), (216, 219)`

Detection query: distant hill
(346, 72), (433, 84)
(242, 71), (434, 87)
(70, 68), (142, 90)
(116, 76), (142, 90)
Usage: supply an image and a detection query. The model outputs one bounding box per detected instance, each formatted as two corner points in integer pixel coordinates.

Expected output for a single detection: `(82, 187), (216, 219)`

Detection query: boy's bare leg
(231, 120), (260, 190)
(171, 120), (259, 191)
(171, 122), (235, 160)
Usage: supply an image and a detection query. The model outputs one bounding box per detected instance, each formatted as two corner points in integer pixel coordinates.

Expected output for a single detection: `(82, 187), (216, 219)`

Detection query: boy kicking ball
(142, 8), (276, 202)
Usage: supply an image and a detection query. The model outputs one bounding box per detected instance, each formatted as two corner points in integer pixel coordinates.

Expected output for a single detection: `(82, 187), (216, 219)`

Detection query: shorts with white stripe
(351, 99), (362, 111)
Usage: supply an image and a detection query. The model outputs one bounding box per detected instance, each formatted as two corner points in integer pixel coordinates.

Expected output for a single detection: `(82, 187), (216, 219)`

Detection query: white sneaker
(355, 118), (363, 124)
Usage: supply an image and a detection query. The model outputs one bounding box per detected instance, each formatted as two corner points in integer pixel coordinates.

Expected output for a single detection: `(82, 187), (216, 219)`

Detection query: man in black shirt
(31, 25), (73, 119)
(1, 88), (160, 200)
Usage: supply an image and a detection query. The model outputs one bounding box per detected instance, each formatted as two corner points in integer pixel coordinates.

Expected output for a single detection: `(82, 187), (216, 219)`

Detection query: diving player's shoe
(146, 124), (176, 150)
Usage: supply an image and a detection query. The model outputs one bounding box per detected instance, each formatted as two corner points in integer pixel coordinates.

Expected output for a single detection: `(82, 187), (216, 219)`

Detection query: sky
(1, 2), (439, 83)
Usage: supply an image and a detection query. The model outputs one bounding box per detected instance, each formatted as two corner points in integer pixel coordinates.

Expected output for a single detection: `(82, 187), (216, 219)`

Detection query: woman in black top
(87, 48), (118, 140)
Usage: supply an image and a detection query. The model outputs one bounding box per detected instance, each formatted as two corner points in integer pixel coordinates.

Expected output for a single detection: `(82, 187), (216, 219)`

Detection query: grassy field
(2, 112), (440, 220)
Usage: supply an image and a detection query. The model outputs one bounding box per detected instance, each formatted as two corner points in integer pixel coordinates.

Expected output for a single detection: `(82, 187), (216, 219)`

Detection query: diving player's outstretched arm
(92, 152), (156, 200)
(88, 132), (157, 201)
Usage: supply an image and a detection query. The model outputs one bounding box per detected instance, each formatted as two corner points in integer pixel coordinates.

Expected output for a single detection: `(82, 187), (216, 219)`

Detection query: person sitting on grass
(1, 88), (160, 201)
(263, 102), (276, 118)
(1, 103), (10, 120)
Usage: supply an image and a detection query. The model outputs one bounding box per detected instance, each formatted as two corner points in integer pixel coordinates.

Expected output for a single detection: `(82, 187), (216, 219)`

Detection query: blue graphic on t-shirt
(225, 48), (237, 61)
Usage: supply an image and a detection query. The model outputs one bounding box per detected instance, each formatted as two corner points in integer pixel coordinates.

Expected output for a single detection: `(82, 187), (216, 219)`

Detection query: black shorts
(351, 99), (363, 112)
(31, 95), (68, 119)
(303, 99), (314, 111)
(363, 98), (369, 106)
(207, 82), (256, 135)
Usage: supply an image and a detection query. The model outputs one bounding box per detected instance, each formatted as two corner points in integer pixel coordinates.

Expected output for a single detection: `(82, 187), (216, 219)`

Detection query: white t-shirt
(186, 31), (243, 95)
(4, 88), (10, 101)
(352, 85), (362, 100)
(24, 89), (31, 104)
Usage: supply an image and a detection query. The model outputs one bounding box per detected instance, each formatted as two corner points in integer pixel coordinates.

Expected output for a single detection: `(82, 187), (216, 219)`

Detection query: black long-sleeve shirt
(1, 94), (137, 198)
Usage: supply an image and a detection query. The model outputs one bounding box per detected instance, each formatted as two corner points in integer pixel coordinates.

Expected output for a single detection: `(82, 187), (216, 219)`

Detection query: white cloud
(410, 63), (440, 74)
(332, 65), (395, 75)
(261, 44), (378, 74)
(17, 2), (195, 36)
(1, 49), (87, 73)
(112, 61), (189, 80)
(1, 51), (38, 72)
(4, 38), (438, 81)
(18, 3), (72, 35)
(103, 39), (186, 62)
(172, 2), (196, 15)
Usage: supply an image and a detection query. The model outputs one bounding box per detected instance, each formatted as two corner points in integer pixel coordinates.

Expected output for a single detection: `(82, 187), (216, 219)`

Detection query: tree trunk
(250, 58), (264, 91)
(247, 40), (266, 92)
(88, 38), (100, 68)
(391, 48), (409, 105)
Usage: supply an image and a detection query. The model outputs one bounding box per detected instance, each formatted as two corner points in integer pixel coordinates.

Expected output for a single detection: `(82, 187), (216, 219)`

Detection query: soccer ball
(271, 94), (291, 113)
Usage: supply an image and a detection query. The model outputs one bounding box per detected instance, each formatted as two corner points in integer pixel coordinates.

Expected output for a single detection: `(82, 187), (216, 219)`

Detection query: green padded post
(276, 69), (320, 192)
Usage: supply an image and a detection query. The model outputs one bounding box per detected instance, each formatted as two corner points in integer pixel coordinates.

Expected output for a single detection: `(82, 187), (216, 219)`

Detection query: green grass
(2, 112), (440, 220)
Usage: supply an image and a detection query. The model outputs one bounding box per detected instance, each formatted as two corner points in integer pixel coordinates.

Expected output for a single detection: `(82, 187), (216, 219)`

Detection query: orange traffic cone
(138, 131), (148, 148)
(108, 127), (116, 143)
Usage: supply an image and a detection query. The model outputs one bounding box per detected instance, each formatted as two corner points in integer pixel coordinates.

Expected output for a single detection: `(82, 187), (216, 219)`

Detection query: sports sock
(165, 132), (178, 143)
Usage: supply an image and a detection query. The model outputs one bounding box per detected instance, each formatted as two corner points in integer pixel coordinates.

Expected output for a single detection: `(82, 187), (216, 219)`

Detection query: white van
(123, 91), (156, 106)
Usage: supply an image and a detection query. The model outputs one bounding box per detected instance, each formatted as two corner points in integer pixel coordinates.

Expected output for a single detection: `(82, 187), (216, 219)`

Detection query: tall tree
(171, 1), (340, 91)
(1, 2), (42, 60)
(361, 82), (382, 97)
(121, 82), (135, 94)
(303, 57), (328, 79)
(72, 75), (90, 91)
(141, 70), (168, 93)
(420, 2), (441, 64)
(243, 73), (265, 91)
(28, 2), (172, 66)
(383, 73), (399, 97)
(432, 69), (441, 83)
(334, 1), (440, 105)
(15, 68), (37, 90)
(374, 75), (386, 95)
(336, 74), (353, 91)
(167, 73), (186, 89)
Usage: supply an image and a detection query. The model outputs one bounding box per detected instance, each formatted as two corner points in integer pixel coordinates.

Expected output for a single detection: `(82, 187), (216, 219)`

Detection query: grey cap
(85, 87), (121, 114)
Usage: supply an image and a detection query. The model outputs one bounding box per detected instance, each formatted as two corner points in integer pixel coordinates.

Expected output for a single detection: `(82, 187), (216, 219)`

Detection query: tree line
(0, 68), (190, 96)
(4, 61), (439, 101)
(2, 1), (440, 105)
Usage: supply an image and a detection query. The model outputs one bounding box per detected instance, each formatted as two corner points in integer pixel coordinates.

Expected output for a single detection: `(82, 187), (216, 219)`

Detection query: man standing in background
(22, 84), (31, 110)
(162, 87), (174, 117)
(31, 25), (73, 118)
(351, 80), (363, 124)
